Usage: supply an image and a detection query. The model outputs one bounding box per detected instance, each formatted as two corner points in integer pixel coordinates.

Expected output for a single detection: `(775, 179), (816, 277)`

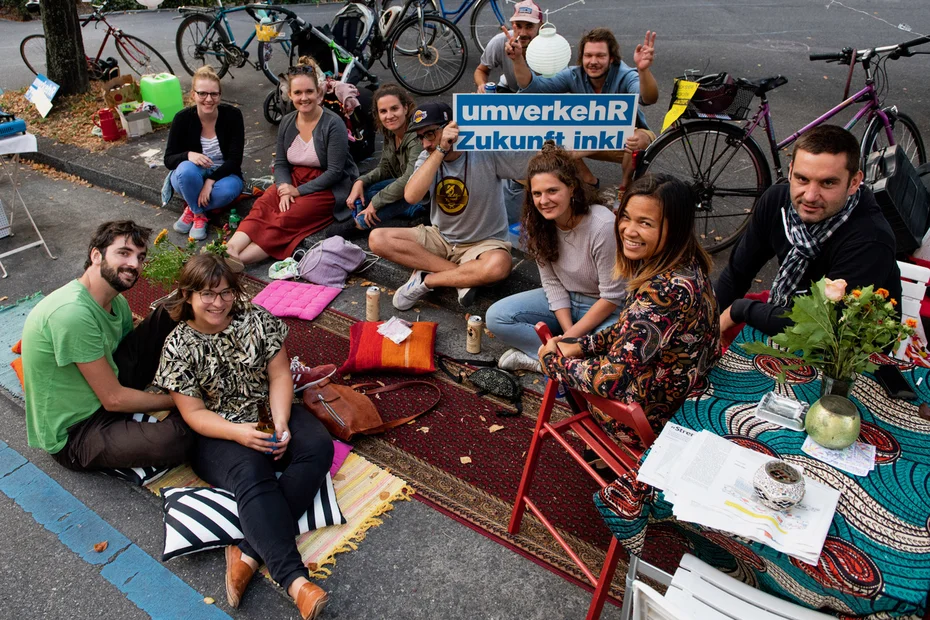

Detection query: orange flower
(852, 290), (862, 298)
(890, 298), (898, 307)
(906, 318), (918, 329)
(876, 288), (889, 299)
(154, 229), (168, 246)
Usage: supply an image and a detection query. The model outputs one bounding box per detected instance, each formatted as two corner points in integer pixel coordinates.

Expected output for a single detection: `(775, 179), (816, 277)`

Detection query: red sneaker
(173, 205), (195, 234)
(291, 357), (337, 392)
(190, 215), (209, 240)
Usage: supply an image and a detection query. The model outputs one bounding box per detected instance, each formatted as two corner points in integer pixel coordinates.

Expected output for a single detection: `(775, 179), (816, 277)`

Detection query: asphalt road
(0, 1), (929, 618)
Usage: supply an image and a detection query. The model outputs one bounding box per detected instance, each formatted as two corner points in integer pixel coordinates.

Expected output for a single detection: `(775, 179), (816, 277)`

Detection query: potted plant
(142, 227), (232, 307)
(744, 277), (913, 449)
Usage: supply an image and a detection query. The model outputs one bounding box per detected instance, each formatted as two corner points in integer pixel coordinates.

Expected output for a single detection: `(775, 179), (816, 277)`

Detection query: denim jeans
(192, 404), (334, 592)
(355, 178), (425, 230)
(170, 161), (244, 215)
(486, 288), (622, 356)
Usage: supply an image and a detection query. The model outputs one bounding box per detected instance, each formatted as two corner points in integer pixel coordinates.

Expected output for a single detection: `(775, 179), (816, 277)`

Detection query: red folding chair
(508, 323), (658, 619)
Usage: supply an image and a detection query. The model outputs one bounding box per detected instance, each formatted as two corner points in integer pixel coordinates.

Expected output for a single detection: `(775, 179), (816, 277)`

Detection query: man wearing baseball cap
(473, 0), (542, 93)
(368, 102), (534, 310)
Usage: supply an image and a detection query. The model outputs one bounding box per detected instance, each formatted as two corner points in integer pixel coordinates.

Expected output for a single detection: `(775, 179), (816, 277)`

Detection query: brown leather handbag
(301, 377), (441, 442)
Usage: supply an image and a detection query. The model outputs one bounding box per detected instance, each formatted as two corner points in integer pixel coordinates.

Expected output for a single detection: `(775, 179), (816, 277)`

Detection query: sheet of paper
(636, 423), (696, 490)
(377, 316), (412, 345)
(801, 437), (875, 476)
(32, 90), (53, 118)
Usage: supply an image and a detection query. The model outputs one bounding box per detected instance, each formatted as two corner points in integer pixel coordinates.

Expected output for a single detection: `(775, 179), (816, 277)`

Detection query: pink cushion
(331, 439), (353, 476)
(252, 280), (341, 322)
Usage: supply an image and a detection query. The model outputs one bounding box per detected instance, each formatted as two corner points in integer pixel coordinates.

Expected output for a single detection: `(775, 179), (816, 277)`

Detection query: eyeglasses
(196, 288), (237, 303)
(415, 125), (446, 143)
(194, 91), (220, 99)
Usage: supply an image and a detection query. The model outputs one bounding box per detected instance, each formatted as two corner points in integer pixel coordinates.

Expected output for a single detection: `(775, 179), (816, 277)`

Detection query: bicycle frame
(746, 83), (887, 179)
(80, 10), (117, 63)
(432, 0), (504, 25)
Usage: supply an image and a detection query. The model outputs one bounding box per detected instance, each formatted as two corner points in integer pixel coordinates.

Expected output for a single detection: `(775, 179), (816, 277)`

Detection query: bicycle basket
(672, 74), (756, 121)
(255, 20), (286, 43)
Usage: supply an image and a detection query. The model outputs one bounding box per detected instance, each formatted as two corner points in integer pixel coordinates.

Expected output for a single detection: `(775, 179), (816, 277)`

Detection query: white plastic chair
(630, 580), (688, 620)
(660, 554), (835, 620)
(895, 260), (930, 360)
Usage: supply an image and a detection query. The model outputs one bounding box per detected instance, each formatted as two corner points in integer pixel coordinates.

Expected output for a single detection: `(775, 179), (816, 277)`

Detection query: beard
(100, 258), (138, 292)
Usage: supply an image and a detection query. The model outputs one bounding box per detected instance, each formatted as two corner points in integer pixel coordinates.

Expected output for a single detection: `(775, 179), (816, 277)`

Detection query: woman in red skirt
(228, 59), (358, 265)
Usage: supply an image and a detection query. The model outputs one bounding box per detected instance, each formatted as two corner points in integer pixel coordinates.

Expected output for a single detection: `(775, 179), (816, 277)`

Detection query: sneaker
(393, 270), (432, 310)
(173, 206), (195, 234)
(457, 287), (476, 307)
(290, 357), (337, 392)
(190, 215), (209, 240)
(498, 348), (542, 374)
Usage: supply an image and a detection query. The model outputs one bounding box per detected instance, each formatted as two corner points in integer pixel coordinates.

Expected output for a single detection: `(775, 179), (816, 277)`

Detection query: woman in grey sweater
(228, 59), (358, 265)
(486, 143), (626, 373)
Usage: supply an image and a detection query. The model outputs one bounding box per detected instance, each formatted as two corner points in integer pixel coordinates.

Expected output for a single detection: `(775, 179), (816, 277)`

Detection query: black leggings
(192, 404), (333, 591)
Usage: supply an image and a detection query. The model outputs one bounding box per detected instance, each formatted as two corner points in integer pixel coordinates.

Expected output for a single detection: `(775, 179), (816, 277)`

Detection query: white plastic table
(0, 133), (56, 278)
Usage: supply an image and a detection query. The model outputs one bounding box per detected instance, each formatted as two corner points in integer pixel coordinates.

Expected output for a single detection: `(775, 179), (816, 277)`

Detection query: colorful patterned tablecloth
(594, 327), (930, 619)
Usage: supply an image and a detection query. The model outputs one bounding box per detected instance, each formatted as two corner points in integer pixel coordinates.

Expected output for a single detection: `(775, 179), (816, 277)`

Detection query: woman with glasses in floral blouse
(164, 66), (245, 241)
(154, 254), (332, 619)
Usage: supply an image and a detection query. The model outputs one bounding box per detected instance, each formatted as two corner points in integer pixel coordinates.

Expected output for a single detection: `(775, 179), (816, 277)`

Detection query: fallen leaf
(488, 424), (504, 433)
(254, 159), (261, 163)
(203, 597), (215, 605)
(479, 415), (486, 422)
(361, 281), (373, 286)
(0, 296), (7, 302)
(532, 379), (540, 384)
(93, 541), (108, 553)
(460, 456), (472, 464)
(417, 426), (429, 433)
(379, 491), (390, 500)
(350, 300), (358, 305)
(754, 278), (763, 283)
(484, 329), (495, 338)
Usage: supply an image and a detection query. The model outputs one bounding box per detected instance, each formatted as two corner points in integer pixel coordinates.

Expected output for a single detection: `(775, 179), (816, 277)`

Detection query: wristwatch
(435, 145), (449, 155)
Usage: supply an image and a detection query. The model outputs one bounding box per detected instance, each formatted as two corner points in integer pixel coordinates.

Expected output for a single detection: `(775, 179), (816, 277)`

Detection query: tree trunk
(41, 0), (90, 97)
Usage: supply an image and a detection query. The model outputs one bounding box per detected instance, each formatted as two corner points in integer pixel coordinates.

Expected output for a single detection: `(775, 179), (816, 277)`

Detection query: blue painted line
(0, 439), (231, 620)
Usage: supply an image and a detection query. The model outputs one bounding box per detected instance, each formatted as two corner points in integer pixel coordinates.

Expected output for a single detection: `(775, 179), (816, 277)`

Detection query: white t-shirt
(199, 136), (225, 167)
(479, 31), (537, 91)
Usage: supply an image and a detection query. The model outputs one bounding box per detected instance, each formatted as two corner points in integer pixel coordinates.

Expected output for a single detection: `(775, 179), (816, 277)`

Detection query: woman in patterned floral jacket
(154, 254), (331, 619)
(539, 174), (721, 440)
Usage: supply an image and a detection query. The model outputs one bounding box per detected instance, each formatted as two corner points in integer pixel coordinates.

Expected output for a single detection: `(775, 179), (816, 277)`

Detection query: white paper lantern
(525, 23), (572, 77)
(135, 0), (164, 8)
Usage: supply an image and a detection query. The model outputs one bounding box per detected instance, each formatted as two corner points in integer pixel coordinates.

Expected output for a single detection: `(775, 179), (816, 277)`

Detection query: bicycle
(637, 35), (930, 254)
(20, 0), (174, 79)
(261, 0), (468, 96)
(175, 0), (291, 84)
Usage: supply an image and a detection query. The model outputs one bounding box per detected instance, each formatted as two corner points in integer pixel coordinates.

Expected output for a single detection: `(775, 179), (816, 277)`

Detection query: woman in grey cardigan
(228, 59), (358, 265)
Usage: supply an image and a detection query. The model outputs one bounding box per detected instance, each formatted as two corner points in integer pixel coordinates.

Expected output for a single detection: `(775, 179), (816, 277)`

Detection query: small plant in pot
(744, 277), (913, 449)
(142, 227), (231, 305)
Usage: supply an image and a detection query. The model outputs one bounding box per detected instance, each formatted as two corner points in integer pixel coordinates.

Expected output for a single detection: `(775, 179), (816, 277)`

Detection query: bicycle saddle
(738, 75), (788, 96)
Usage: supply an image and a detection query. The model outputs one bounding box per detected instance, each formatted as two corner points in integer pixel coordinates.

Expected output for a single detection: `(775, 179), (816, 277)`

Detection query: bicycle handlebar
(809, 51), (845, 61)
(892, 34), (930, 57)
(811, 35), (930, 63)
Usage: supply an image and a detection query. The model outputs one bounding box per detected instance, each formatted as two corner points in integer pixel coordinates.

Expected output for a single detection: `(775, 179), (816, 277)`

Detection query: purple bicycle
(638, 35), (929, 254)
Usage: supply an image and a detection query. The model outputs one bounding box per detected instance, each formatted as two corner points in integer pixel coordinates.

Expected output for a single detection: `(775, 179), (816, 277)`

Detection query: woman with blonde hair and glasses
(539, 173), (720, 440)
(164, 65), (245, 241)
(155, 253), (332, 619)
(227, 56), (358, 265)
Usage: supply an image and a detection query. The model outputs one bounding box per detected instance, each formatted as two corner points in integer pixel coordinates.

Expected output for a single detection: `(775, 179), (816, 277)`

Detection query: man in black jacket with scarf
(715, 124), (901, 337)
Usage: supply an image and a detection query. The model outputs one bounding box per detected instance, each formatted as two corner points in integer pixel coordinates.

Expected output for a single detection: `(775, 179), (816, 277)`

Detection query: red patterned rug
(125, 277), (683, 601)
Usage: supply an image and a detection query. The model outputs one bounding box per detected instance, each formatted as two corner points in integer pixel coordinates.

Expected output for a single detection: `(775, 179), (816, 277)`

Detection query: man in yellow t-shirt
(22, 220), (194, 471)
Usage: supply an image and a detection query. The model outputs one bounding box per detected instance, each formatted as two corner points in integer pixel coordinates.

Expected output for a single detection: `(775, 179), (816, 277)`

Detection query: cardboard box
(103, 74), (141, 109)
(117, 104), (153, 138)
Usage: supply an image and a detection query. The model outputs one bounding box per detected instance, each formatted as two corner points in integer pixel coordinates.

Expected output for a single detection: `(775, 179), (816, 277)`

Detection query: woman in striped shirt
(486, 143), (626, 373)
(164, 66), (244, 241)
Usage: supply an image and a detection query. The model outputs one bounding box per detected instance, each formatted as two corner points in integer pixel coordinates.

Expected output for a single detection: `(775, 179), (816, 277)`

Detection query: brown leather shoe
(295, 582), (329, 620)
(225, 545), (256, 608)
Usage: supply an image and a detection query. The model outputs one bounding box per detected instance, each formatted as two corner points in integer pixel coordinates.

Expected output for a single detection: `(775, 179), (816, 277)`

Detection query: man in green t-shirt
(22, 220), (194, 471)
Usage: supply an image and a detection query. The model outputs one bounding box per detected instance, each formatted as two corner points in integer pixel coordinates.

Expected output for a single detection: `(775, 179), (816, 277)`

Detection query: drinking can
(484, 82), (497, 93)
(353, 198), (364, 216)
(466, 315), (483, 354)
(366, 286), (381, 322)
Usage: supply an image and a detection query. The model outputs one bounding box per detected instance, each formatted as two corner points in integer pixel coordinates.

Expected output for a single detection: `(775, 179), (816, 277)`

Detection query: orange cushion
(339, 321), (437, 375)
(11, 339), (22, 355)
(10, 358), (25, 393)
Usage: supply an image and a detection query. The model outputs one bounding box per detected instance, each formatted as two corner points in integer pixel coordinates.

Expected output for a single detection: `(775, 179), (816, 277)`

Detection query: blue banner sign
(453, 93), (639, 151)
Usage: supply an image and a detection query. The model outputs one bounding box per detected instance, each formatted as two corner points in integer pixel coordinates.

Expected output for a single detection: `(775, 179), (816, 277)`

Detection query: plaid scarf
(769, 189), (861, 307)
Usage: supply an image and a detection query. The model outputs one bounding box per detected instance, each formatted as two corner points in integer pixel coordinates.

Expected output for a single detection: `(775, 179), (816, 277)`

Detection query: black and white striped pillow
(161, 473), (344, 561)
(100, 414), (171, 486)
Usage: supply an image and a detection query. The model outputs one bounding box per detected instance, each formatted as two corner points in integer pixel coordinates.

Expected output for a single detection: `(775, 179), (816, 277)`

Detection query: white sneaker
(498, 348), (542, 373)
(393, 270), (432, 310)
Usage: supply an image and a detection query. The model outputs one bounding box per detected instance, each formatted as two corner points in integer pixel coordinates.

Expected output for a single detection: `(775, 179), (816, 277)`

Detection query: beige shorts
(414, 225), (512, 265)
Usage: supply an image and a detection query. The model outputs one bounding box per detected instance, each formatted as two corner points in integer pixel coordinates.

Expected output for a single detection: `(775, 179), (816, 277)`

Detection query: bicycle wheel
(263, 89), (284, 125)
(388, 14), (468, 96)
(639, 121), (772, 254)
(258, 39), (293, 86)
(469, 0), (504, 53)
(861, 109), (927, 169)
(175, 13), (230, 78)
(117, 34), (174, 78)
(20, 34), (47, 76)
